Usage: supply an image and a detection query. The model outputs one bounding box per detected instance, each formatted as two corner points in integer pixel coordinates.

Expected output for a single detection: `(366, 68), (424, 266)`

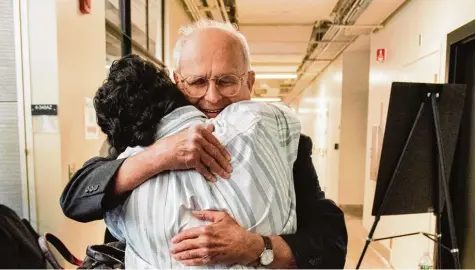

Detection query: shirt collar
(155, 106), (206, 139)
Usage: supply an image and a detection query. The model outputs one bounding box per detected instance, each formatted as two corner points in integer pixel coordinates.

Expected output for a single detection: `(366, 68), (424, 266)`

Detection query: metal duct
(181, 0), (234, 23)
(286, 0), (378, 103)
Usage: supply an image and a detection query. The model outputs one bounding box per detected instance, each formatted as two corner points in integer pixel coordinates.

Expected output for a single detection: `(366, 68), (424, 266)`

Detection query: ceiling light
(251, 97), (282, 102)
(255, 74), (297, 79)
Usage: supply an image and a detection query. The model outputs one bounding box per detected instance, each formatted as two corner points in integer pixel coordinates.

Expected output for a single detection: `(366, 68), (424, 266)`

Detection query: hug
(60, 19), (347, 269)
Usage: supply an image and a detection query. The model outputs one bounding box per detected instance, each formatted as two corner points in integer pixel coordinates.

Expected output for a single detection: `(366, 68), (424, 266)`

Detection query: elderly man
(61, 20), (347, 268)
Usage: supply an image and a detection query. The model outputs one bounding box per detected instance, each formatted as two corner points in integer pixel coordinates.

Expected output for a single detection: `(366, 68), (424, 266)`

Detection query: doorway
(441, 20), (475, 269)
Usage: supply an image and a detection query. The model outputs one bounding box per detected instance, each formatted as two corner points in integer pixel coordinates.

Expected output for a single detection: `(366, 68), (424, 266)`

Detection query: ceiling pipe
(286, 35), (359, 104)
(183, 0), (202, 21)
(342, 0), (364, 24)
(204, 0), (223, 20)
(298, 0), (369, 76)
(297, 22), (344, 75)
(288, 0), (374, 102)
(192, 0), (205, 19)
(217, 0), (230, 22)
(182, 0), (197, 20)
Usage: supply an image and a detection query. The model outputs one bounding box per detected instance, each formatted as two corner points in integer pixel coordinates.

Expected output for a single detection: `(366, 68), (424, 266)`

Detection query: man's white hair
(173, 19), (251, 71)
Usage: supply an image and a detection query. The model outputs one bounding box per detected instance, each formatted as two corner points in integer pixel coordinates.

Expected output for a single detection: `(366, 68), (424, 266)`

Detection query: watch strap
(258, 235), (273, 267)
(262, 235), (272, 250)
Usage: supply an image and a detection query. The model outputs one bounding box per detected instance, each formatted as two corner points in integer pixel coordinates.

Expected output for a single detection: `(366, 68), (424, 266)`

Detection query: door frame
(13, 0), (37, 229)
(446, 20), (475, 83)
(442, 19), (475, 269)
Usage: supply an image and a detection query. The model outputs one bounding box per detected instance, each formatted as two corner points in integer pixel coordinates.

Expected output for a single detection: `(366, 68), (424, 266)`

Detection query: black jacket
(60, 134), (348, 268)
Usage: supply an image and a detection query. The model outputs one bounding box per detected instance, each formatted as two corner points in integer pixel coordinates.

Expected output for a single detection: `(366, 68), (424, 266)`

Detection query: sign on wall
(84, 98), (99, 140)
(376, 48), (386, 63)
(31, 104), (58, 116)
(79, 0), (91, 14)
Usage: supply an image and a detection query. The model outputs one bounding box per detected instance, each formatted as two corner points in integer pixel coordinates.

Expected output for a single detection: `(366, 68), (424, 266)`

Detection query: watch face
(260, 249), (274, 265)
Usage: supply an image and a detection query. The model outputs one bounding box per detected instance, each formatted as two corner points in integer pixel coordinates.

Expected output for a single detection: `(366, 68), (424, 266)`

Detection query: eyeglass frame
(175, 71), (249, 98)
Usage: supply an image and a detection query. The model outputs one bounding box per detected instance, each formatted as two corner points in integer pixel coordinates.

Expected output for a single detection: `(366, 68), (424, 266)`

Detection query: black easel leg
(357, 101), (426, 269)
(356, 217), (380, 269)
(436, 210), (443, 269)
(431, 95), (461, 269)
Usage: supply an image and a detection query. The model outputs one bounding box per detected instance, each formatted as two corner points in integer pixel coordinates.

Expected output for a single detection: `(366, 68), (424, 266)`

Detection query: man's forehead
(178, 29), (245, 74)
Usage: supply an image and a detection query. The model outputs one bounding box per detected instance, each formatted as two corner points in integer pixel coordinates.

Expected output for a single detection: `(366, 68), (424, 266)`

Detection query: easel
(356, 83), (467, 269)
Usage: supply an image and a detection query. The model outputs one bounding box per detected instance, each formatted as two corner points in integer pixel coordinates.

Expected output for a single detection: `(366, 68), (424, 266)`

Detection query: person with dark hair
(61, 20), (347, 269)
(97, 54), (300, 268)
(93, 55), (191, 157)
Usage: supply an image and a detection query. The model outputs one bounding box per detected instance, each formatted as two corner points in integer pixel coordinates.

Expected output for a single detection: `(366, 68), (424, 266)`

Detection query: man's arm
(60, 156), (126, 222)
(60, 124), (231, 222)
(170, 118), (346, 267)
(281, 134), (348, 268)
(60, 145), (173, 222)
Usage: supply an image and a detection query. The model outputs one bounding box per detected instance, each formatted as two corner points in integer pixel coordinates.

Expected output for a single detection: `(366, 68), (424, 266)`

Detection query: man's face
(173, 29), (255, 118)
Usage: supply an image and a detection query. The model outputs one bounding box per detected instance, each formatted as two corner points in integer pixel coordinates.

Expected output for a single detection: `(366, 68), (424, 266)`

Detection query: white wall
(56, 0), (108, 258)
(363, 0), (475, 268)
(164, 0), (191, 69)
(295, 55), (343, 202)
(294, 36), (370, 205)
(26, 0), (108, 261)
(27, 0), (64, 238)
(338, 50), (369, 205)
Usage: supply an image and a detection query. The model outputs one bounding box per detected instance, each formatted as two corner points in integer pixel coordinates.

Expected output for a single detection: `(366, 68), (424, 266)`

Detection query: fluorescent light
(255, 74), (297, 79)
(251, 97), (282, 102)
(302, 97), (326, 104)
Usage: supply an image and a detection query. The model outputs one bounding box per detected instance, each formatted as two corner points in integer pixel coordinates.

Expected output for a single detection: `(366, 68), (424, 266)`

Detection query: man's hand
(153, 123), (232, 182)
(170, 210), (263, 266)
(113, 123), (232, 195)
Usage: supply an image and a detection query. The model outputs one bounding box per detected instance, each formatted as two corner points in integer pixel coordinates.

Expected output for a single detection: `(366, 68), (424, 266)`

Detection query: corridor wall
(363, 0), (475, 268)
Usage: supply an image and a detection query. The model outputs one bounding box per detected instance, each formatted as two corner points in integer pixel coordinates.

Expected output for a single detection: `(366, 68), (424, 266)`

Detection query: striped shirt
(105, 101), (301, 269)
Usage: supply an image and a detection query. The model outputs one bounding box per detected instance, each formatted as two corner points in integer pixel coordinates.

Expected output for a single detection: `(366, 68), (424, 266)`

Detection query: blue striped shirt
(105, 101), (301, 269)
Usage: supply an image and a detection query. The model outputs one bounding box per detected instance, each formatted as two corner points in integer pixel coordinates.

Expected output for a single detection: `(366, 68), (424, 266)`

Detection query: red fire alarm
(79, 0), (91, 14)
(376, 48), (386, 63)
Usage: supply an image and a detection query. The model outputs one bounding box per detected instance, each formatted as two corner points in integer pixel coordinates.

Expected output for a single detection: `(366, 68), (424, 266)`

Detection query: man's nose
(204, 82), (223, 103)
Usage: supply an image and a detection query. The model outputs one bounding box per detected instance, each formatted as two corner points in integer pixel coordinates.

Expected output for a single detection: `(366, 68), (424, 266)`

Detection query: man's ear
(247, 70), (255, 93)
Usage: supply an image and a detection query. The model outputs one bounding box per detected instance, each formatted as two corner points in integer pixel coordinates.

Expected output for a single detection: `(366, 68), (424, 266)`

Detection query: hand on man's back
(152, 123), (232, 182)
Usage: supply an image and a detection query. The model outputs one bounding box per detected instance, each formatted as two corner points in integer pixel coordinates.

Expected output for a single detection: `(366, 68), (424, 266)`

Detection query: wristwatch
(259, 235), (274, 267)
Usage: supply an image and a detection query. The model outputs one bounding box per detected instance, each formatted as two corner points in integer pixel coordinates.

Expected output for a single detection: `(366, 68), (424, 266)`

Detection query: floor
(344, 213), (393, 269)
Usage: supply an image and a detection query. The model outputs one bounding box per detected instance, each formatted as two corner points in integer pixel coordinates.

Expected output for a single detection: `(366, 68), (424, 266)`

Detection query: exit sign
(376, 48), (386, 62)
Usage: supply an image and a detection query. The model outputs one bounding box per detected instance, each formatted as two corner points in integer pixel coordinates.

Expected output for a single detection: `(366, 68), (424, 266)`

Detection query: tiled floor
(344, 214), (393, 269)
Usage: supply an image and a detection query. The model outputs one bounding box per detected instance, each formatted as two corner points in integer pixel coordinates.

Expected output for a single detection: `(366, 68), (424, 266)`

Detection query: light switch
(68, 164), (76, 180)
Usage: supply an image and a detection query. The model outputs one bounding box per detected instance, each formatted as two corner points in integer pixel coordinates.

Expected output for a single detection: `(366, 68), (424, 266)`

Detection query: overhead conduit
(286, 0), (382, 104)
(181, 0), (232, 22)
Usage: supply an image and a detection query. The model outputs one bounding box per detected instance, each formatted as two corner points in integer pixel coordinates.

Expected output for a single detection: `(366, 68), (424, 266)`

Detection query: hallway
(344, 213), (392, 269)
(0, 0), (473, 268)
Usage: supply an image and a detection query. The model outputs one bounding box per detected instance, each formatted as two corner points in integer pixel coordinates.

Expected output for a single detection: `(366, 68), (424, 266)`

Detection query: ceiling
(231, 0), (407, 100)
(235, 0), (339, 98)
(105, 0), (407, 100)
(236, 0), (338, 24)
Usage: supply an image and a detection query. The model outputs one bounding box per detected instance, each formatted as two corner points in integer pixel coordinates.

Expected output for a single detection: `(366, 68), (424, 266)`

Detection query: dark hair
(94, 54), (190, 157)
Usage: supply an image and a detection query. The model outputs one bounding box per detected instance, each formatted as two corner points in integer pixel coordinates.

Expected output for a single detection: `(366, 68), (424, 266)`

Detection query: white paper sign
(84, 97), (99, 140)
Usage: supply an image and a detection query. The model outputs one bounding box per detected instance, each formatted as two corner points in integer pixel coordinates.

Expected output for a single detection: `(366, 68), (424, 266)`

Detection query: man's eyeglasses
(177, 72), (248, 98)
